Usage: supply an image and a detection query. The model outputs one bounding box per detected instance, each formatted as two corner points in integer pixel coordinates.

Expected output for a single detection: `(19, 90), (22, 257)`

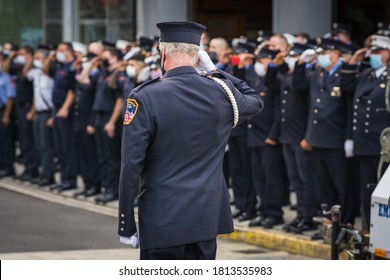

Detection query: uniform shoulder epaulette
(132, 77), (160, 93)
(201, 70), (227, 80)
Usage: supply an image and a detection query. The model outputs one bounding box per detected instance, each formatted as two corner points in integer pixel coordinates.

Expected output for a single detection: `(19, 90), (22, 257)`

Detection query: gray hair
(159, 42), (199, 66)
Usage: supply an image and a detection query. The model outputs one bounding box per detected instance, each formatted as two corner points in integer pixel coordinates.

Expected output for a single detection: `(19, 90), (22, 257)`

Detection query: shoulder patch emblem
(123, 99), (138, 125)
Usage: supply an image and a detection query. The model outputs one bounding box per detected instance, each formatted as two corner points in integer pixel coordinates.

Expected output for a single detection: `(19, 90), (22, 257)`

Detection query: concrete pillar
(273, 0), (332, 37)
(137, 0), (188, 38)
(62, 0), (79, 41)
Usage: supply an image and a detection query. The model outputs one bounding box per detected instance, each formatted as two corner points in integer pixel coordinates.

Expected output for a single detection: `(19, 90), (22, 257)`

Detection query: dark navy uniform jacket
(91, 69), (128, 114)
(265, 64), (309, 144)
(118, 66), (263, 250)
(341, 64), (390, 156)
(9, 64), (34, 105)
(245, 65), (280, 147)
(293, 62), (347, 149)
(49, 62), (76, 108)
(74, 70), (100, 131)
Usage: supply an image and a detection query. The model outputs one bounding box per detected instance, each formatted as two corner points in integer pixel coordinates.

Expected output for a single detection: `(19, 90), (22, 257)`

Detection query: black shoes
(59, 183), (77, 192)
(73, 187), (101, 198)
(282, 217), (301, 232)
(311, 231), (323, 240)
(232, 209), (243, 219)
(238, 212), (257, 222)
(95, 193), (118, 204)
(261, 216), (284, 229)
(291, 221), (318, 234)
(39, 176), (55, 187)
(248, 216), (266, 227)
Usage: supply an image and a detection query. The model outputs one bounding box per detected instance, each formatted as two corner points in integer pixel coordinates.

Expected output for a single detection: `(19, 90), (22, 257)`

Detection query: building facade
(1, 0), (389, 47)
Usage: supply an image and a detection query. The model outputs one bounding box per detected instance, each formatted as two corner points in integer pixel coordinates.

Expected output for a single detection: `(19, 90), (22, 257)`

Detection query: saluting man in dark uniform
(293, 39), (348, 221)
(118, 21), (263, 260)
(340, 35), (390, 231)
(264, 43), (319, 233)
(43, 42), (78, 192)
(91, 48), (128, 203)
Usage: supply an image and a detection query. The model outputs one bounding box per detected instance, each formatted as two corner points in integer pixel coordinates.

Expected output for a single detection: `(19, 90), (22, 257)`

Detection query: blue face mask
(317, 54), (331, 69)
(369, 54), (384, 70)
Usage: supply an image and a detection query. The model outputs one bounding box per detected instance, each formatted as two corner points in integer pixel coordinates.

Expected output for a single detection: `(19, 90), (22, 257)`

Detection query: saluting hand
(349, 48), (368, 65)
(104, 122), (115, 138)
(273, 52), (287, 65)
(300, 139), (312, 152)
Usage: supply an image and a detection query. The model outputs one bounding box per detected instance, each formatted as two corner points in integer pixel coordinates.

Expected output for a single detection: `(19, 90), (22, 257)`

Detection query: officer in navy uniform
(7, 46), (40, 182)
(0, 55), (17, 178)
(245, 47), (290, 228)
(72, 43), (104, 197)
(43, 42), (78, 192)
(91, 48), (128, 204)
(118, 21), (263, 260)
(340, 35), (390, 230)
(293, 38), (349, 222)
(229, 41), (258, 222)
(339, 42), (361, 226)
(264, 43), (319, 233)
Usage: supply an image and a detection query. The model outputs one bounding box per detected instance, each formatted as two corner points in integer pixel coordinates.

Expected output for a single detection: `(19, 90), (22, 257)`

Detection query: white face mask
(56, 52), (67, 63)
(126, 65), (137, 78)
(254, 62), (266, 78)
(33, 60), (43, 68)
(14, 55), (26, 65)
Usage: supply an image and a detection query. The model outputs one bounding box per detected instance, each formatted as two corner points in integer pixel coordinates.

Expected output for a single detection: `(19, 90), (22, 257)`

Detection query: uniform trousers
(260, 145), (289, 219)
(53, 107), (77, 186)
(229, 136), (256, 215)
(140, 239), (217, 260)
(0, 107), (16, 172)
(33, 111), (55, 177)
(283, 143), (319, 222)
(75, 129), (100, 190)
(312, 147), (347, 221)
(94, 112), (121, 195)
(16, 103), (39, 172)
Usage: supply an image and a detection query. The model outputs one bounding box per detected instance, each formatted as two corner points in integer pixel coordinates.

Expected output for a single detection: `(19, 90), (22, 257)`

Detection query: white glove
(119, 232), (139, 249)
(196, 50), (216, 73)
(300, 49), (316, 63)
(344, 139), (354, 158)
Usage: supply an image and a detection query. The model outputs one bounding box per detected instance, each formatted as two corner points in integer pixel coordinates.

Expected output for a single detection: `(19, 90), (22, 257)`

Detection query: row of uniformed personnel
(211, 22), (390, 235)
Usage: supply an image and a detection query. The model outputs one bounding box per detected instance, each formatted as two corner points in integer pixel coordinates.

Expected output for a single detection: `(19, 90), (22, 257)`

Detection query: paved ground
(0, 180), (315, 260)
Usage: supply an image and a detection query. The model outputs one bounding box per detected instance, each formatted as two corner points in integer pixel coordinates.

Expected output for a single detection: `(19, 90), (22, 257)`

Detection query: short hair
(35, 49), (49, 58)
(59, 42), (74, 52)
(20, 45), (34, 56)
(210, 37), (229, 50)
(105, 48), (123, 61)
(159, 42), (199, 66)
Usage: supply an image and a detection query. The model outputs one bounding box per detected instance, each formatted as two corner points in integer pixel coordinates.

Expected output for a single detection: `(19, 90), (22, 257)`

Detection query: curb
(220, 225), (331, 259)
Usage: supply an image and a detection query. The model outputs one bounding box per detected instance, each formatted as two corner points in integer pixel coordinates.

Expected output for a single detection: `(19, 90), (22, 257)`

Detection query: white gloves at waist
(344, 139), (354, 158)
(119, 232), (139, 249)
